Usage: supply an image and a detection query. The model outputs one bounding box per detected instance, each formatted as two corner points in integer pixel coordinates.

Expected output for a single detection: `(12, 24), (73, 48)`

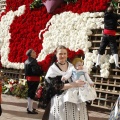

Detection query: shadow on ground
(2, 101), (27, 108)
(2, 109), (43, 119)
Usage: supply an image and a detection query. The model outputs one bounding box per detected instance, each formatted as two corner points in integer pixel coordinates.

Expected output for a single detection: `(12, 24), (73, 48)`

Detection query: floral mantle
(0, 0), (114, 78)
(2, 78), (28, 98)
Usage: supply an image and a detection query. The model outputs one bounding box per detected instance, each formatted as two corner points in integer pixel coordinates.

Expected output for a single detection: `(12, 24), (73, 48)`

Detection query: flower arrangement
(0, 0), (111, 77)
(2, 79), (18, 95)
(12, 79), (28, 98)
(2, 78), (28, 98)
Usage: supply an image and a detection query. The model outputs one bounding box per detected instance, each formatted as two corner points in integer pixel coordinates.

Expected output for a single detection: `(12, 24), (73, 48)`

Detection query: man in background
(95, 6), (120, 70)
(25, 49), (43, 114)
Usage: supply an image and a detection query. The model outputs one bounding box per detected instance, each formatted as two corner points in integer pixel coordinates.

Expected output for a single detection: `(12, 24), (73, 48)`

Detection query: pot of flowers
(42, 0), (64, 13)
(30, 0), (77, 13)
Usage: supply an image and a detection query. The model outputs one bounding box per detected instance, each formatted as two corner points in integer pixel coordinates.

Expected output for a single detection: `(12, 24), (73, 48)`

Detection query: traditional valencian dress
(45, 62), (88, 120)
(62, 67), (97, 104)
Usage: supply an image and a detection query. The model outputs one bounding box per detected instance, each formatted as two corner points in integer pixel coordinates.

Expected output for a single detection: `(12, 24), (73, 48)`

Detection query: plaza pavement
(0, 94), (110, 120)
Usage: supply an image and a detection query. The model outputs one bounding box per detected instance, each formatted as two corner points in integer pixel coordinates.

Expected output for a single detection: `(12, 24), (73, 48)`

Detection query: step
(95, 97), (117, 102)
(94, 79), (120, 85)
(90, 33), (120, 36)
(110, 69), (120, 72)
(93, 75), (120, 80)
(91, 104), (111, 110)
(96, 90), (120, 95)
(89, 47), (120, 50)
(95, 82), (120, 87)
(90, 40), (120, 43)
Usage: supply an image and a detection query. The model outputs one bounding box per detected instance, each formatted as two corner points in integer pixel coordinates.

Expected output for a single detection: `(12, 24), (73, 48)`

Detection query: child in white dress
(62, 58), (97, 104)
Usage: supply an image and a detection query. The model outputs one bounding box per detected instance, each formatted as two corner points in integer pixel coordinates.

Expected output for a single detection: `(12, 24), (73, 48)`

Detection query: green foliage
(12, 83), (28, 98)
(64, 0), (77, 4)
(111, 0), (118, 9)
(2, 79), (28, 98)
(30, 0), (43, 10)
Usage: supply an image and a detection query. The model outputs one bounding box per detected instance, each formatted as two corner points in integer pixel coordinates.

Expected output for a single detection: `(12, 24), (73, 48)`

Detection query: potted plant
(30, 0), (77, 13)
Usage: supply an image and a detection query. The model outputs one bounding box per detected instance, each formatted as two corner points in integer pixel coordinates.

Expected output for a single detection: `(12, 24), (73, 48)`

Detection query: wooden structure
(0, 0), (6, 14)
(89, 2), (120, 109)
(0, 0), (120, 110)
(1, 68), (25, 80)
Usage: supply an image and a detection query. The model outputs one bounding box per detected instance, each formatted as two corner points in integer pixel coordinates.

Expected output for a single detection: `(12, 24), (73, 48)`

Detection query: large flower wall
(0, 0), (110, 74)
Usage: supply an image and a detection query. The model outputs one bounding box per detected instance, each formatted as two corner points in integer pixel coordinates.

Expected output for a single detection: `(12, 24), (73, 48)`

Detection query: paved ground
(0, 94), (110, 120)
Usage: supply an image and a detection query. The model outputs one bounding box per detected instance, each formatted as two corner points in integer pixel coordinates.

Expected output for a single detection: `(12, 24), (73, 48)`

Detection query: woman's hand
(74, 80), (86, 87)
(90, 83), (94, 87)
(62, 80), (86, 90)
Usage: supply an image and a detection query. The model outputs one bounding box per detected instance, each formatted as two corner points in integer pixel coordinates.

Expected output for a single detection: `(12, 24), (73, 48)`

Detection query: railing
(89, 1), (120, 109)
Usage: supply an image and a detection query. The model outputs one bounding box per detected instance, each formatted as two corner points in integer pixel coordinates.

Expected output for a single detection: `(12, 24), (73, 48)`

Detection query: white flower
(100, 69), (110, 78)
(109, 55), (114, 63)
(5, 84), (12, 89)
(19, 79), (27, 86)
(9, 79), (16, 84)
(38, 11), (104, 61)
(15, 5), (26, 16)
(0, 5), (26, 69)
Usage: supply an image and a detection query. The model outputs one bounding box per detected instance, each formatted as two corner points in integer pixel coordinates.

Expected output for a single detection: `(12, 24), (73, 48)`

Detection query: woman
(42, 45), (89, 120)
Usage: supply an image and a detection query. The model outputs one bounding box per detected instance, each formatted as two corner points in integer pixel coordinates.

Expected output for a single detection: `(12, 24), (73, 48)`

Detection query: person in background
(24, 49), (43, 114)
(95, 6), (120, 70)
(42, 45), (88, 120)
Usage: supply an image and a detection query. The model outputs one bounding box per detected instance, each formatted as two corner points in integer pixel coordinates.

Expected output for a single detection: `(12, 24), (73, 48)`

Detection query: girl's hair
(72, 58), (83, 66)
(56, 45), (67, 53)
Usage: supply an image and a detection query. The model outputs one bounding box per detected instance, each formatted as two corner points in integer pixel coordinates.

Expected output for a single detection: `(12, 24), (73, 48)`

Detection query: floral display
(0, 0), (111, 77)
(2, 79), (28, 98)
(38, 11), (104, 61)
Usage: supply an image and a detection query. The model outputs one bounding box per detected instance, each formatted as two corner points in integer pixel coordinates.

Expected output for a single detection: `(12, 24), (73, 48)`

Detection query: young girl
(62, 57), (97, 104)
